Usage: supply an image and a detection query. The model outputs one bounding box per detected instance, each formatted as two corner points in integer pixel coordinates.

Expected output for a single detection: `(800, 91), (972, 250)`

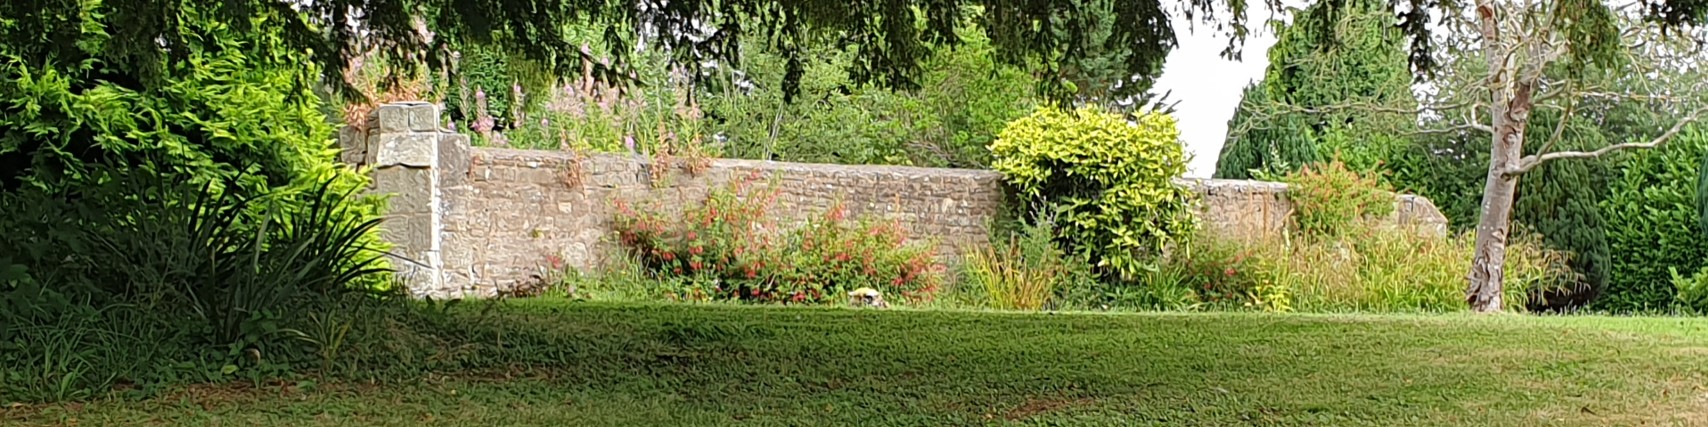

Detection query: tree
(0, 0), (1264, 104)
(0, 0), (1266, 187)
(1216, 83), (1320, 179)
(1443, 2), (1708, 312)
(1238, 1), (1706, 312)
(1214, 0), (1417, 180)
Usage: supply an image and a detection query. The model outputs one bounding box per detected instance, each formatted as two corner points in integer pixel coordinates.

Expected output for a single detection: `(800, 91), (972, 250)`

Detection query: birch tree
(1447, 2), (1708, 312)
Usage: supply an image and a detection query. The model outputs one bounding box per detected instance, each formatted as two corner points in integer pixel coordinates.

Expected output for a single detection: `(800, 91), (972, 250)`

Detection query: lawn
(4, 301), (1707, 426)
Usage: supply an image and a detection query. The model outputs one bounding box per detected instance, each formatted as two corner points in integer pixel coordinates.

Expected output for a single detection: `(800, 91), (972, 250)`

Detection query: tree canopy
(9, 0), (1701, 104)
(0, 0), (1250, 103)
(1214, 0), (1416, 179)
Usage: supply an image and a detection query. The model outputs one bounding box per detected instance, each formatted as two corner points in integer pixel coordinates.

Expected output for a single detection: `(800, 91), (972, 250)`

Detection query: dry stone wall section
(342, 103), (1449, 298)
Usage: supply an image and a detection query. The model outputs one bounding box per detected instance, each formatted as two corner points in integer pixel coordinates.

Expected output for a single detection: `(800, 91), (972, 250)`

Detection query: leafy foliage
(1166, 222), (1571, 313)
(6, 0), (1706, 106)
(0, 2), (393, 402)
(1599, 127), (1708, 312)
(0, 172), (393, 401)
(1153, 163), (1574, 313)
(1512, 112), (1612, 311)
(1385, 130), (1490, 231)
(1699, 149), (1708, 235)
(989, 106), (1196, 280)
(0, 3), (348, 193)
(1281, 159), (1396, 238)
(439, 42), (551, 131)
(1669, 265), (1708, 315)
(612, 175), (944, 305)
(704, 17), (1036, 168)
(1215, 83), (1321, 180)
(1214, 0), (1417, 179)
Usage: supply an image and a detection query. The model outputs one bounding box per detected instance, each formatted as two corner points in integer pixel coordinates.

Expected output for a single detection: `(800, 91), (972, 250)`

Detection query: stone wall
(343, 103), (1449, 298)
(432, 147), (1006, 298)
(1176, 178), (1449, 240)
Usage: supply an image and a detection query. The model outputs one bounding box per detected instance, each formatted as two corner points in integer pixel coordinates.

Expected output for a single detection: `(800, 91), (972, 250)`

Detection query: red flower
(1224, 268), (1236, 277)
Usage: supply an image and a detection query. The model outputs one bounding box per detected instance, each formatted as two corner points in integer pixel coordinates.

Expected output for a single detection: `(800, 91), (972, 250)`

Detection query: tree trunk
(1467, 130), (1522, 312)
(1467, 77), (1535, 312)
(1465, 0), (1535, 313)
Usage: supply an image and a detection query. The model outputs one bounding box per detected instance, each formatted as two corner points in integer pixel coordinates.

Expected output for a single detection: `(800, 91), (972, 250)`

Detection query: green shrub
(1512, 116), (1612, 311)
(612, 175), (944, 305)
(0, 2), (394, 401)
(0, 173), (393, 402)
(1599, 127), (1708, 312)
(989, 106), (1196, 281)
(1143, 161), (1574, 313)
(1668, 266), (1708, 315)
(1282, 159), (1397, 238)
(1213, 0), (1417, 180)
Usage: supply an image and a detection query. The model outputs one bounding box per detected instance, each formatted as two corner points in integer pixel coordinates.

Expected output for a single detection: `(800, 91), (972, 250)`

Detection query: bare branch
(1268, 100), (1475, 116)
(1408, 122), (1495, 135)
(1506, 106), (1708, 176)
(1575, 91), (1700, 103)
(1533, 84), (1577, 158)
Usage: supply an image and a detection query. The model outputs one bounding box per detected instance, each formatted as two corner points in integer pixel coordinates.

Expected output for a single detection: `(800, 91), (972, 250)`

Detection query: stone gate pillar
(338, 102), (471, 298)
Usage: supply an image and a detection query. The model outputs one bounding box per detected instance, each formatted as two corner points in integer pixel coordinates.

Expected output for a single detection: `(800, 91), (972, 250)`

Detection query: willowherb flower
(472, 88), (495, 135)
(512, 83), (527, 129)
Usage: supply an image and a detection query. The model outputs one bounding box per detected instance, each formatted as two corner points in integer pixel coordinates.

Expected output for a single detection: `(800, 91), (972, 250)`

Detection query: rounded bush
(989, 106), (1196, 280)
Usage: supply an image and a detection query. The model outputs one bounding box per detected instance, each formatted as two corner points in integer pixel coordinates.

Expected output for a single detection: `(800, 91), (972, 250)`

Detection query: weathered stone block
(375, 134), (438, 168)
(438, 134), (473, 186)
(374, 104), (412, 133)
(406, 104), (440, 132)
(379, 211), (435, 254)
(337, 126), (367, 166)
(371, 167), (434, 213)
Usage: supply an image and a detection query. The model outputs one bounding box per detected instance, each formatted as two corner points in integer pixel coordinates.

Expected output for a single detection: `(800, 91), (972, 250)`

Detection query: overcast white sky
(1152, 9), (1286, 178)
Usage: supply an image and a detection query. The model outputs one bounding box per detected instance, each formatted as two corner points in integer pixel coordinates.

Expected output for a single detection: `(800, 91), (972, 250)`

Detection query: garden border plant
(610, 171), (946, 306)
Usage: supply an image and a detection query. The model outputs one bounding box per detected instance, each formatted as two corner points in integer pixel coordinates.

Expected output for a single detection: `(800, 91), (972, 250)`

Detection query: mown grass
(4, 301), (1707, 426)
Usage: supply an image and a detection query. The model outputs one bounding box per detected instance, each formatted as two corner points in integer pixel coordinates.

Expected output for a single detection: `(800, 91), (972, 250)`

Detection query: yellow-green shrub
(988, 106), (1196, 280)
